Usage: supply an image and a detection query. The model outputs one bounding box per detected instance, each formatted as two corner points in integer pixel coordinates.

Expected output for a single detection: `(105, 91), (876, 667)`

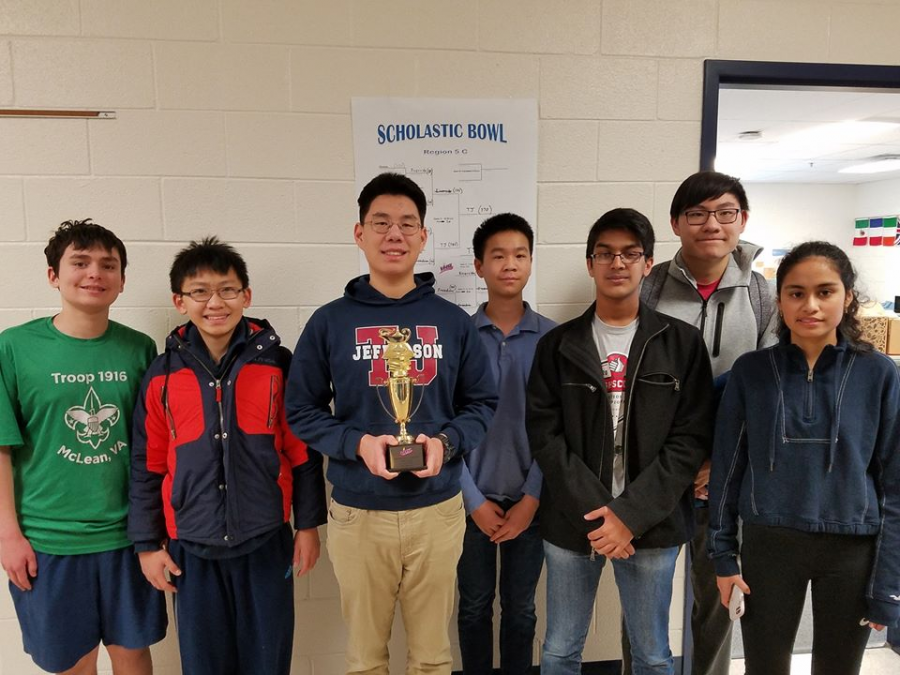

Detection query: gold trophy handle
(378, 327), (427, 472)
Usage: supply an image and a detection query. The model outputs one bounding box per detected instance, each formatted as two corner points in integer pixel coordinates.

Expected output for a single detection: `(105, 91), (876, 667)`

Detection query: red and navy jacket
(128, 318), (326, 549)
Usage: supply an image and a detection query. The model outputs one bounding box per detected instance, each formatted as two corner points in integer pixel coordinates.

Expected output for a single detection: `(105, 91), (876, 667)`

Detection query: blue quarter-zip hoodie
(285, 273), (498, 511)
(708, 335), (900, 626)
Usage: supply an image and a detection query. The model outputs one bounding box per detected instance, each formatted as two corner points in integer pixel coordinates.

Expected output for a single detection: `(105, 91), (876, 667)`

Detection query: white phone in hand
(728, 585), (745, 621)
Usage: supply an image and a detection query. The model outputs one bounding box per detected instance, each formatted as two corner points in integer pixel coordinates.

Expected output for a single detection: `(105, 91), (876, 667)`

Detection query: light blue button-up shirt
(459, 302), (556, 513)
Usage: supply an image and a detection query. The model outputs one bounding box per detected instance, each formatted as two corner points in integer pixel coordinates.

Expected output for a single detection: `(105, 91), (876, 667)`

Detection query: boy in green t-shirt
(0, 220), (166, 674)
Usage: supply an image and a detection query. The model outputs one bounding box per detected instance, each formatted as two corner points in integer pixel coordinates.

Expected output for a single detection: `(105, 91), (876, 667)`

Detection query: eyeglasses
(589, 251), (645, 265)
(365, 219), (423, 235)
(682, 208), (741, 226)
(179, 287), (245, 302)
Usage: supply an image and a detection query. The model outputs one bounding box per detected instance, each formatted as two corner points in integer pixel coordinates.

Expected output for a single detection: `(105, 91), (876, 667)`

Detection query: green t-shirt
(0, 318), (156, 554)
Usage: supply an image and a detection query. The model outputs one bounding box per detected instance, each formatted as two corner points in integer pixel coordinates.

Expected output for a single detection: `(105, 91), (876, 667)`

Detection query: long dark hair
(775, 241), (873, 353)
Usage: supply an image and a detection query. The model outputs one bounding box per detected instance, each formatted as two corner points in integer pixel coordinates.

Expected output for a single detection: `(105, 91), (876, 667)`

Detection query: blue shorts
(9, 546), (168, 673)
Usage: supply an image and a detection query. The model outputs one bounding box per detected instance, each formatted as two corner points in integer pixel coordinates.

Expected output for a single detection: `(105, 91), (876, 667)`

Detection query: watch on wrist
(435, 432), (455, 463)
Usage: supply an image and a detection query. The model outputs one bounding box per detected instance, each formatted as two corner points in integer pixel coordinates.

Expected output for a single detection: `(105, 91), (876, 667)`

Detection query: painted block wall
(1, 1), (899, 673)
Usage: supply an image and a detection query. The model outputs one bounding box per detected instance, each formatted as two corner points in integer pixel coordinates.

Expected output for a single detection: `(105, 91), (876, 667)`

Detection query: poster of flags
(854, 215), (897, 246)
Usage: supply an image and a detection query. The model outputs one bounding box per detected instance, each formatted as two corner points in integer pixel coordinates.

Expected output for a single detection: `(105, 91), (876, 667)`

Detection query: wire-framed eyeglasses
(365, 219), (423, 235)
(179, 287), (245, 302)
(589, 251), (645, 265)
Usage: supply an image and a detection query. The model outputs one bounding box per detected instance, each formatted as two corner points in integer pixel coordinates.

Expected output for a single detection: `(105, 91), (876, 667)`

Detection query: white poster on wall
(352, 97), (538, 312)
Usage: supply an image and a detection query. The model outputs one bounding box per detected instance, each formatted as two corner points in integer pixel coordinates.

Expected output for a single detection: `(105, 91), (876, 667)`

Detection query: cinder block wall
(1, 1), (897, 673)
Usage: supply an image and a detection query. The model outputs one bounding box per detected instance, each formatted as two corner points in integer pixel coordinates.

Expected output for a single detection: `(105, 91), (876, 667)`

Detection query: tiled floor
(728, 646), (900, 674)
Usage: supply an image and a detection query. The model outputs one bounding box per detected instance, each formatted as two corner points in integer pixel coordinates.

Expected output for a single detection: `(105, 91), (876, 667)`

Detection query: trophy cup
(377, 327), (427, 472)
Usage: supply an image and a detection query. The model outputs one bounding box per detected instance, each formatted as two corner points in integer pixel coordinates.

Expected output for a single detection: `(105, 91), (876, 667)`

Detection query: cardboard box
(887, 318), (900, 355)
(860, 316), (889, 353)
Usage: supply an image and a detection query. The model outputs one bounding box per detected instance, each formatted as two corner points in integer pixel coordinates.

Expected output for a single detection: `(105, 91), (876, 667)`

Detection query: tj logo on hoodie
(353, 325), (443, 386)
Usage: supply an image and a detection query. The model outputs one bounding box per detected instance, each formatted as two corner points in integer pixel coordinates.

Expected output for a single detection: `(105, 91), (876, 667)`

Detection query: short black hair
(669, 171), (749, 219)
(586, 208), (655, 259)
(44, 219), (128, 275)
(169, 236), (249, 294)
(357, 172), (427, 223)
(472, 213), (534, 261)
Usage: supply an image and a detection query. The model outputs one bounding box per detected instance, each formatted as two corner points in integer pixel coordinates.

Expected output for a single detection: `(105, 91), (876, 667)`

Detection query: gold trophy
(377, 327), (426, 472)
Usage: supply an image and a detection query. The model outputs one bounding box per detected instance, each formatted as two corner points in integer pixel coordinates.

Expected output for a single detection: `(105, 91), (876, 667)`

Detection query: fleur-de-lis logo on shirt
(64, 387), (120, 450)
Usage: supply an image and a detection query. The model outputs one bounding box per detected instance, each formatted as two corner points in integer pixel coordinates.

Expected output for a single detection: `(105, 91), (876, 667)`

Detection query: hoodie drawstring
(826, 350), (851, 474)
(768, 349), (785, 472)
(770, 387), (783, 472)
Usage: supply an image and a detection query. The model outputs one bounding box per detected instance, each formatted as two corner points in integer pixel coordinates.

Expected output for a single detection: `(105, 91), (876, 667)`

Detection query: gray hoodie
(640, 240), (778, 377)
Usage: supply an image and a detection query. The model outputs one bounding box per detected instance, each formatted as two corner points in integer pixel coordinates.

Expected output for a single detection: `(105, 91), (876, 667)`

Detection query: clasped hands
(471, 495), (539, 544)
(585, 505), (635, 560)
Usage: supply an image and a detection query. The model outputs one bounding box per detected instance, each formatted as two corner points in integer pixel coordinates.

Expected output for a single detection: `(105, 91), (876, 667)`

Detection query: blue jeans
(457, 514), (544, 675)
(541, 540), (680, 675)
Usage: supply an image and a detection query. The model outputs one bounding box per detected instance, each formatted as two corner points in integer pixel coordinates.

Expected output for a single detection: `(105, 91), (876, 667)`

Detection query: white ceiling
(716, 87), (900, 183)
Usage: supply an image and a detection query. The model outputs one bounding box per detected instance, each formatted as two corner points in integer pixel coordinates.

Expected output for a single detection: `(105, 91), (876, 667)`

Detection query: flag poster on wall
(854, 216), (898, 246)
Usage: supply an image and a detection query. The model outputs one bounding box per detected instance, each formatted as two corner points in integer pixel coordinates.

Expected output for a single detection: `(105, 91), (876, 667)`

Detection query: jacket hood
(671, 239), (764, 287)
(732, 239), (764, 270)
(343, 272), (436, 306)
(165, 316), (274, 350)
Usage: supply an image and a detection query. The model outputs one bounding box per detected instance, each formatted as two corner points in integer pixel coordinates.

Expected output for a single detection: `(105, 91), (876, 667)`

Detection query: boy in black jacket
(527, 209), (713, 675)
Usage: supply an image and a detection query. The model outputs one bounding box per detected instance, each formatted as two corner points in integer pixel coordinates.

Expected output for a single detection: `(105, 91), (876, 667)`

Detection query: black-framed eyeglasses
(179, 287), (245, 302)
(365, 219), (423, 235)
(589, 251), (645, 265)
(682, 208), (741, 226)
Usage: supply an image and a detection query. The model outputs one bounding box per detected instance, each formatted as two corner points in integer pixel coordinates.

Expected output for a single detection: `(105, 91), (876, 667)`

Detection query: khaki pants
(327, 493), (466, 675)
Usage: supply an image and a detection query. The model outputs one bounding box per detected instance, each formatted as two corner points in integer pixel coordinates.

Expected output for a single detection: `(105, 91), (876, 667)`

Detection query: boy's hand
(694, 459), (711, 500)
(0, 532), (38, 591)
(357, 434), (398, 480)
(491, 495), (539, 544)
(138, 547), (181, 593)
(293, 527), (321, 576)
(471, 500), (505, 538)
(716, 574), (750, 608)
(585, 506), (635, 559)
(412, 434), (444, 478)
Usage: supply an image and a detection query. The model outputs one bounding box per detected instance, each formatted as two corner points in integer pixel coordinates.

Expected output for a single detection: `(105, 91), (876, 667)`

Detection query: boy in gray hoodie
(630, 171), (777, 675)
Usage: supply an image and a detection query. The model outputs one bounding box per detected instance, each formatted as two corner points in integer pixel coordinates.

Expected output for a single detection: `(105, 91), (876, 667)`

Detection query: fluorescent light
(839, 155), (900, 174)
(715, 141), (787, 178)
(780, 121), (898, 152)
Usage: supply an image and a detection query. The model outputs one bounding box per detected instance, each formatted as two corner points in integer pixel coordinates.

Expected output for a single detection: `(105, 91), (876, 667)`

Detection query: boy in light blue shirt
(457, 213), (556, 675)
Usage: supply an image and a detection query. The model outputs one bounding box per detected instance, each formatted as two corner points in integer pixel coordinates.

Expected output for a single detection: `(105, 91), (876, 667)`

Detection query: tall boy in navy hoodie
(286, 173), (497, 674)
(129, 237), (326, 675)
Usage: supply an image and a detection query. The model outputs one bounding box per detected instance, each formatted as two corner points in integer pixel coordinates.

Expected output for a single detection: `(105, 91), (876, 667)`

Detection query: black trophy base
(387, 442), (426, 473)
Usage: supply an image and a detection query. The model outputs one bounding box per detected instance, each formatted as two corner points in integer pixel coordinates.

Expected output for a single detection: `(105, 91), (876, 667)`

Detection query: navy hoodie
(708, 336), (900, 626)
(285, 273), (498, 511)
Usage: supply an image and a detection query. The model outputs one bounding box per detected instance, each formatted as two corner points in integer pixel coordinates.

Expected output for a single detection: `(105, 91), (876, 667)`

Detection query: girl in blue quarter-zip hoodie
(708, 241), (900, 675)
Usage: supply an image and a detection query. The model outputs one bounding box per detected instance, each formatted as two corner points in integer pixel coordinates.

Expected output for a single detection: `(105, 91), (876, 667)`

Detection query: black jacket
(527, 303), (714, 553)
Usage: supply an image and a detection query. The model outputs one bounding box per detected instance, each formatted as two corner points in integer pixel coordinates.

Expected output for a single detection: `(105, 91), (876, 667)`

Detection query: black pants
(169, 525), (295, 675)
(740, 524), (875, 675)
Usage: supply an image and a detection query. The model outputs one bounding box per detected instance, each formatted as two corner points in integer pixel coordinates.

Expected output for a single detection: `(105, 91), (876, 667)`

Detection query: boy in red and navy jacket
(128, 237), (326, 675)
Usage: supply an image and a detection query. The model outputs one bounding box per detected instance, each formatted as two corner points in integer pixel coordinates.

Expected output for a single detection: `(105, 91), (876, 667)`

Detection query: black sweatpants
(740, 523), (875, 675)
(169, 524), (296, 675)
